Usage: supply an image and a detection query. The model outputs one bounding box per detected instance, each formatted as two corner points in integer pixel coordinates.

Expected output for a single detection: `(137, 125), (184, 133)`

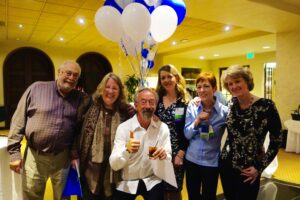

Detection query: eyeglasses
(138, 99), (156, 106)
(62, 70), (80, 79)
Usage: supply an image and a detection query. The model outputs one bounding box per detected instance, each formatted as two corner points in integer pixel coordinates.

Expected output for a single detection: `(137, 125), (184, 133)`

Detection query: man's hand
(126, 139), (140, 153)
(151, 147), (167, 160)
(126, 131), (140, 153)
(9, 159), (22, 174)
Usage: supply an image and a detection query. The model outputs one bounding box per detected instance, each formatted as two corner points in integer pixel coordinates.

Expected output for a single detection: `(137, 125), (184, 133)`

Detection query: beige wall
(155, 52), (276, 98)
(210, 52), (276, 97)
(276, 30), (300, 122)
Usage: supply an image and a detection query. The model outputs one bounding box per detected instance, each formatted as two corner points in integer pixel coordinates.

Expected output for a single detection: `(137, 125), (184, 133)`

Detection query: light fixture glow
(18, 24), (24, 28)
(78, 17), (85, 25)
(263, 46), (270, 49)
(213, 54), (219, 57)
(172, 41), (177, 45)
(224, 25), (231, 32)
(59, 37), (64, 42)
(199, 56), (205, 60)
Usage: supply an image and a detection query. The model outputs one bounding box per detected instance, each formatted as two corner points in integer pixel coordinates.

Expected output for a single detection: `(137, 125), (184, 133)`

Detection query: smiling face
(134, 89), (157, 122)
(102, 78), (120, 109)
(159, 70), (177, 93)
(196, 79), (216, 104)
(57, 61), (81, 95)
(225, 76), (249, 97)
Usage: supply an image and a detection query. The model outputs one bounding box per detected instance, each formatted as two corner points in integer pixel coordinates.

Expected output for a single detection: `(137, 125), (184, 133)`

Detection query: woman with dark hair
(219, 65), (282, 200)
(155, 64), (190, 200)
(74, 72), (134, 200)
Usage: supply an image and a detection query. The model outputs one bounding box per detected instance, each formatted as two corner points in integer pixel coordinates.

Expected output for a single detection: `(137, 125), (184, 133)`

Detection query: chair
(257, 182), (277, 200)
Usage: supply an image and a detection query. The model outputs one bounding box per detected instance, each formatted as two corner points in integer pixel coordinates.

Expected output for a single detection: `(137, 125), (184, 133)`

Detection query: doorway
(3, 47), (54, 129)
(76, 52), (112, 94)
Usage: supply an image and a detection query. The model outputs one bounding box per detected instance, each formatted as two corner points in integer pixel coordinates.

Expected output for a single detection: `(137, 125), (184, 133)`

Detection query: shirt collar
(197, 97), (223, 115)
(131, 114), (160, 131)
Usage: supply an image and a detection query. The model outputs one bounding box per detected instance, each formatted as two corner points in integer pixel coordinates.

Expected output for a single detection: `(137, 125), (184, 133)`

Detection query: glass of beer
(148, 146), (157, 158)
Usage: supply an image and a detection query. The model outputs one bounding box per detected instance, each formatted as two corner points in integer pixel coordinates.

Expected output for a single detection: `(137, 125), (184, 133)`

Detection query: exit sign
(247, 52), (254, 59)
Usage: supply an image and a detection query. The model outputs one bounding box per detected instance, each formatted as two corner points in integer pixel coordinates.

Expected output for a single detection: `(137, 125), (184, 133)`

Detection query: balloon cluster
(95, 0), (186, 86)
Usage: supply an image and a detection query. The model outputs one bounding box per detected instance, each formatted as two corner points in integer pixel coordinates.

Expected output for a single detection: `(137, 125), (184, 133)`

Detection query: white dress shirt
(109, 115), (172, 194)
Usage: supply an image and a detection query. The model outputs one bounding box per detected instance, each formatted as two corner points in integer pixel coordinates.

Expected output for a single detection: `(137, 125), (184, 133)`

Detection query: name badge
(199, 124), (214, 140)
(175, 107), (184, 122)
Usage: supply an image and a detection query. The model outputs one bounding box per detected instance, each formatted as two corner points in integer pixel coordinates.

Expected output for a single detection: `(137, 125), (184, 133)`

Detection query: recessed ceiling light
(16, 38), (20, 41)
(59, 37), (64, 42)
(18, 24), (24, 28)
(213, 54), (220, 57)
(78, 17), (85, 25)
(172, 41), (176, 45)
(199, 56), (205, 60)
(263, 46), (270, 49)
(224, 25), (231, 32)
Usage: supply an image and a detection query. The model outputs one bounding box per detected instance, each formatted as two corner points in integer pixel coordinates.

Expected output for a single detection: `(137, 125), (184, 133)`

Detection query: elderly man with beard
(7, 60), (84, 200)
(109, 88), (172, 200)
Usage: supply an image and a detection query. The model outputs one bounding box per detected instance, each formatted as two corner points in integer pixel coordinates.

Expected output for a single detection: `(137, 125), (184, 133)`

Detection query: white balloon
(122, 3), (151, 43)
(144, 0), (161, 7)
(120, 34), (142, 56)
(94, 6), (123, 42)
(115, 0), (133, 9)
(150, 5), (178, 42)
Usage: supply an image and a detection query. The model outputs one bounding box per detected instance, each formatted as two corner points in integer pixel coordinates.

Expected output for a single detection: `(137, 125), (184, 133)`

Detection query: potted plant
(124, 74), (140, 103)
(291, 105), (300, 121)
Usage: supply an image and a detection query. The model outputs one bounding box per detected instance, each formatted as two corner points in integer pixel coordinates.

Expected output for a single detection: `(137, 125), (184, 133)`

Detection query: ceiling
(1, 0), (300, 60)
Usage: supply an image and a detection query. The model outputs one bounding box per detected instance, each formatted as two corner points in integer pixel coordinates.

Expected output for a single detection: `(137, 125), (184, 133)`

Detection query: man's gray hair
(58, 60), (81, 75)
(134, 87), (158, 103)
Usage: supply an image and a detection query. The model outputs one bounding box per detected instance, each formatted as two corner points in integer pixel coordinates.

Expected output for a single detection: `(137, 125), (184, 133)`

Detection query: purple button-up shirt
(8, 81), (83, 162)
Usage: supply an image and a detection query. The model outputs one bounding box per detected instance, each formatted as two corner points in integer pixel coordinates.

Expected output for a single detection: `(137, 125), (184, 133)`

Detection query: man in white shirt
(109, 88), (172, 200)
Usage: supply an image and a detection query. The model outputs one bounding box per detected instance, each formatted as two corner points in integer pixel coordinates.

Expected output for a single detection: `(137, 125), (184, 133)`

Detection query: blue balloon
(161, 0), (186, 25)
(148, 60), (154, 69)
(142, 49), (149, 58)
(134, 0), (155, 13)
(104, 0), (123, 13)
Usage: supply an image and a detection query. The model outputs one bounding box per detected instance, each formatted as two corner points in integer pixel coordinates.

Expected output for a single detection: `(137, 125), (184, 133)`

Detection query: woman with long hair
(74, 72), (134, 200)
(155, 64), (190, 200)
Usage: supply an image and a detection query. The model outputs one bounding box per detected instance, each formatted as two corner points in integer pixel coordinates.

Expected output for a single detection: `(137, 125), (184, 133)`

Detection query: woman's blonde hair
(92, 72), (127, 110)
(221, 64), (254, 91)
(156, 64), (190, 103)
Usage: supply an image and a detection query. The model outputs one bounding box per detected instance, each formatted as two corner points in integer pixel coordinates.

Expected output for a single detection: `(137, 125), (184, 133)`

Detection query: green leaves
(124, 74), (140, 102)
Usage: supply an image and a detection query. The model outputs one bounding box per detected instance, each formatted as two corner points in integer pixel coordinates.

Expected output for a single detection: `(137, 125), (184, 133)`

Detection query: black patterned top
(220, 97), (282, 173)
(155, 97), (188, 191)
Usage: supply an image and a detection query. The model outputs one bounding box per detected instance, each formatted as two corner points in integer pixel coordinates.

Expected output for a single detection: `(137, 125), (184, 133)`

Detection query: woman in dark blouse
(219, 65), (282, 200)
(155, 64), (190, 200)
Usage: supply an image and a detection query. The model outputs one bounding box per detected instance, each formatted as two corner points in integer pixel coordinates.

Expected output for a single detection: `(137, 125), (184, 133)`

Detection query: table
(285, 119), (300, 153)
(0, 136), (23, 200)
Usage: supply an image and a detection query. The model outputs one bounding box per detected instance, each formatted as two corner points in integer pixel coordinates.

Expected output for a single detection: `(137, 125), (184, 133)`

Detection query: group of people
(7, 60), (282, 200)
